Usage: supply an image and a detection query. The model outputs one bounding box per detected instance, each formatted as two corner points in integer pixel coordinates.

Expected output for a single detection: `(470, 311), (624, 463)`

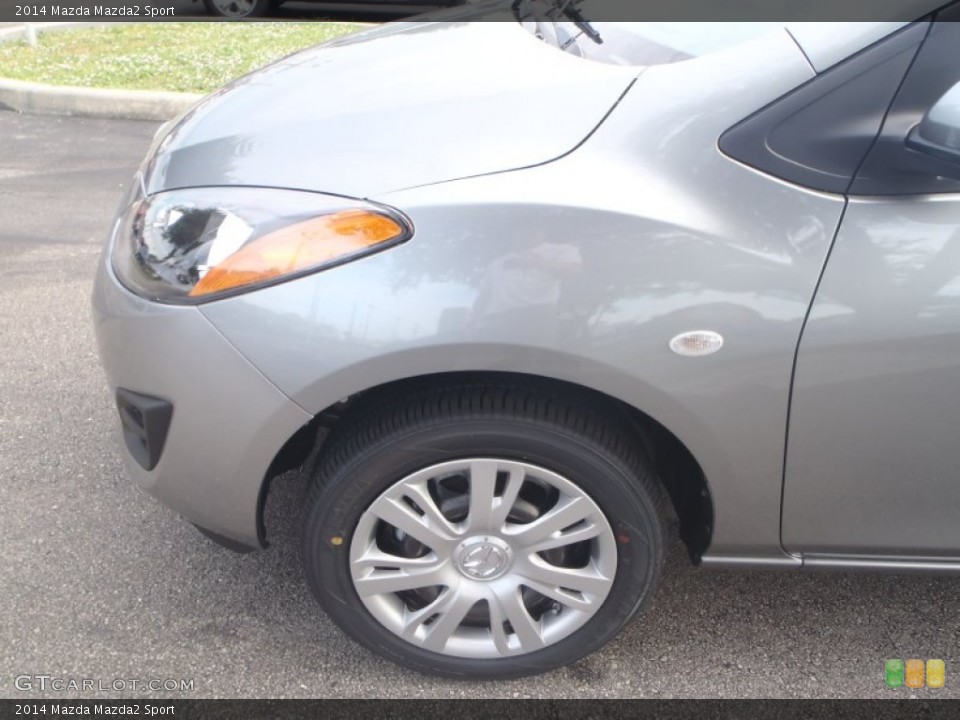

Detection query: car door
(782, 11), (960, 559)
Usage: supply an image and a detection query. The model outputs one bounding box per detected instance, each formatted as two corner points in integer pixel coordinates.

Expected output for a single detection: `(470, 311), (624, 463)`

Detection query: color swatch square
(886, 659), (905, 688)
(927, 659), (945, 689)
(906, 659), (925, 688)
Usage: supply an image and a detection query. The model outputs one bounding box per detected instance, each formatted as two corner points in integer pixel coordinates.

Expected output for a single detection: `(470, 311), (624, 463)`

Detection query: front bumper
(92, 250), (312, 550)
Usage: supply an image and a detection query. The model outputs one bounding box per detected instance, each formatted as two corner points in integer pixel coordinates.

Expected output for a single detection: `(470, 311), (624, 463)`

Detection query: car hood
(145, 21), (639, 199)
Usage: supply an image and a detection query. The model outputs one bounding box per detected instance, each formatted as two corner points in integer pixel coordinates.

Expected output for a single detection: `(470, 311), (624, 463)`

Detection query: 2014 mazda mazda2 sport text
(93, 1), (960, 678)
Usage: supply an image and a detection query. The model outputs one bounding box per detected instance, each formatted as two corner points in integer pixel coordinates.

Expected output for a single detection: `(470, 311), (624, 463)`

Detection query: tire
(302, 379), (665, 679)
(202, 0), (270, 18)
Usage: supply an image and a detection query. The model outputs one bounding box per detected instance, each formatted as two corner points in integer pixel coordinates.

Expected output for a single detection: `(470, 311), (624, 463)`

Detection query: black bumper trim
(116, 388), (173, 471)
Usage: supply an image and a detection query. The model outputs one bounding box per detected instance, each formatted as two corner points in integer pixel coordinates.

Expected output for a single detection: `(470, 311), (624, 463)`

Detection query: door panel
(783, 197), (960, 555)
(782, 9), (960, 557)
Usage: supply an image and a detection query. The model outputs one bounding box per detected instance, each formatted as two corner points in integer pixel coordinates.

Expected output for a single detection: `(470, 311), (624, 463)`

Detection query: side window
(850, 6), (960, 195)
(719, 22), (928, 194)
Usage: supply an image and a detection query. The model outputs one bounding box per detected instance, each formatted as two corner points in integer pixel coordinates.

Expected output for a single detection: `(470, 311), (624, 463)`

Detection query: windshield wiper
(555, 0), (603, 44)
(512, 0), (604, 45)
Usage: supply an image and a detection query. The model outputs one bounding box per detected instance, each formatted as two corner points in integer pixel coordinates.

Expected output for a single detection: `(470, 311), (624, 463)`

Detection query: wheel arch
(262, 368), (714, 563)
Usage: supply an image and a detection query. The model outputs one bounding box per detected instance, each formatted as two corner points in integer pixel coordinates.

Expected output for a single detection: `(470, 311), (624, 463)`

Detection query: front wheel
(202, 0), (270, 18)
(302, 381), (665, 678)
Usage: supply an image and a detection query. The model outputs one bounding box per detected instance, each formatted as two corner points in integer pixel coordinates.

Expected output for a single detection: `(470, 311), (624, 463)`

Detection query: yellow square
(927, 659), (945, 689)
(906, 659), (925, 688)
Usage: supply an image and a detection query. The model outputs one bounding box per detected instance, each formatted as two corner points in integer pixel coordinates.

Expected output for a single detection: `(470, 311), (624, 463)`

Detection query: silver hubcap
(350, 459), (617, 659)
(211, 0), (255, 16)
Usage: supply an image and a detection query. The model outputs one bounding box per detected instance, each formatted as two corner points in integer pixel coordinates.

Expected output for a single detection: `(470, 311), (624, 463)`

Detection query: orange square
(927, 659), (945, 689)
(905, 659), (925, 688)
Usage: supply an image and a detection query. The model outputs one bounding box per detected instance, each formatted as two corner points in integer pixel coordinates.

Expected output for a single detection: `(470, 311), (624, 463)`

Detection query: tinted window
(719, 22), (927, 194)
(850, 8), (960, 195)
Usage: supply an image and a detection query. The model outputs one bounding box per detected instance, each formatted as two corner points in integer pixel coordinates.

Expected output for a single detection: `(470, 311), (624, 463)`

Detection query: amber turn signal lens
(190, 210), (404, 297)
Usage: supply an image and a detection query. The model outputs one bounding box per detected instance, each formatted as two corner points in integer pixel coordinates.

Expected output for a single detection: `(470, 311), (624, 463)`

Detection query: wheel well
(261, 371), (713, 562)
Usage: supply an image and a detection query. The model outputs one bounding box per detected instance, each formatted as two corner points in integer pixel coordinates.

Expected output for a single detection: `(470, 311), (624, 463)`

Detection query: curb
(0, 23), (202, 121)
(0, 22), (104, 44)
(0, 77), (202, 121)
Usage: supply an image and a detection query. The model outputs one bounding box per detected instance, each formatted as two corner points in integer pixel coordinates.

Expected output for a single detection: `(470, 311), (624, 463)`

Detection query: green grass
(0, 23), (365, 94)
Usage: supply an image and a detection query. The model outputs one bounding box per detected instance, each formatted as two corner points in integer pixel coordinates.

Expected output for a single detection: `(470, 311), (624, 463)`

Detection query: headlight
(110, 187), (412, 304)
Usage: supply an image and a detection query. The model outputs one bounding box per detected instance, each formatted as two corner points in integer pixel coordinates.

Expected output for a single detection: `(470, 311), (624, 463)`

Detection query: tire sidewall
(303, 418), (663, 678)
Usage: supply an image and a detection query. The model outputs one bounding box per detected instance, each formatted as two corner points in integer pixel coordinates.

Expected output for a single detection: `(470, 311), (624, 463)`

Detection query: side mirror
(907, 81), (960, 164)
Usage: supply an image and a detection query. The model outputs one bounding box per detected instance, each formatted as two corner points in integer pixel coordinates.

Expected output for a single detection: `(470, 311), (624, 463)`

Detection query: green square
(886, 659), (905, 688)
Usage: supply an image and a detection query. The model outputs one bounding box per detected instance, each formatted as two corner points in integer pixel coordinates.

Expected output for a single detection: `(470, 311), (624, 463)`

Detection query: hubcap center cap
(455, 536), (513, 581)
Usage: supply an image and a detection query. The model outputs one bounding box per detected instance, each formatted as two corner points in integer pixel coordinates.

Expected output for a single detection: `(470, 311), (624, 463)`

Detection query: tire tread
(306, 376), (664, 564)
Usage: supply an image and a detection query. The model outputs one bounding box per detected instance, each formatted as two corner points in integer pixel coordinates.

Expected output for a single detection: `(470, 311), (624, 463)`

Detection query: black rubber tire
(301, 378), (665, 679)
(202, 0), (270, 18)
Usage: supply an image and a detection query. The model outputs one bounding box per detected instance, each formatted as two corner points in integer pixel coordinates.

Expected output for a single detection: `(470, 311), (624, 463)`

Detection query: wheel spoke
(491, 464), (527, 529)
(523, 520), (605, 554)
(467, 461), (529, 534)
(368, 494), (458, 552)
(400, 590), (449, 640)
(517, 557), (613, 608)
(504, 496), (597, 548)
(466, 459), (499, 533)
(353, 561), (448, 597)
(400, 482), (462, 541)
(489, 584), (545, 655)
(352, 547), (442, 572)
(420, 586), (479, 652)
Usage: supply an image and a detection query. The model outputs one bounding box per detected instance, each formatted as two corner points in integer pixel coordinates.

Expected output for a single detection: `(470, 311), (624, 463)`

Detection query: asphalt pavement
(2, 109), (960, 700)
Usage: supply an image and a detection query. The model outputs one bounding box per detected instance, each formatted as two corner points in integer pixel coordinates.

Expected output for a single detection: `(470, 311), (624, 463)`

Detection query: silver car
(93, 1), (960, 678)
